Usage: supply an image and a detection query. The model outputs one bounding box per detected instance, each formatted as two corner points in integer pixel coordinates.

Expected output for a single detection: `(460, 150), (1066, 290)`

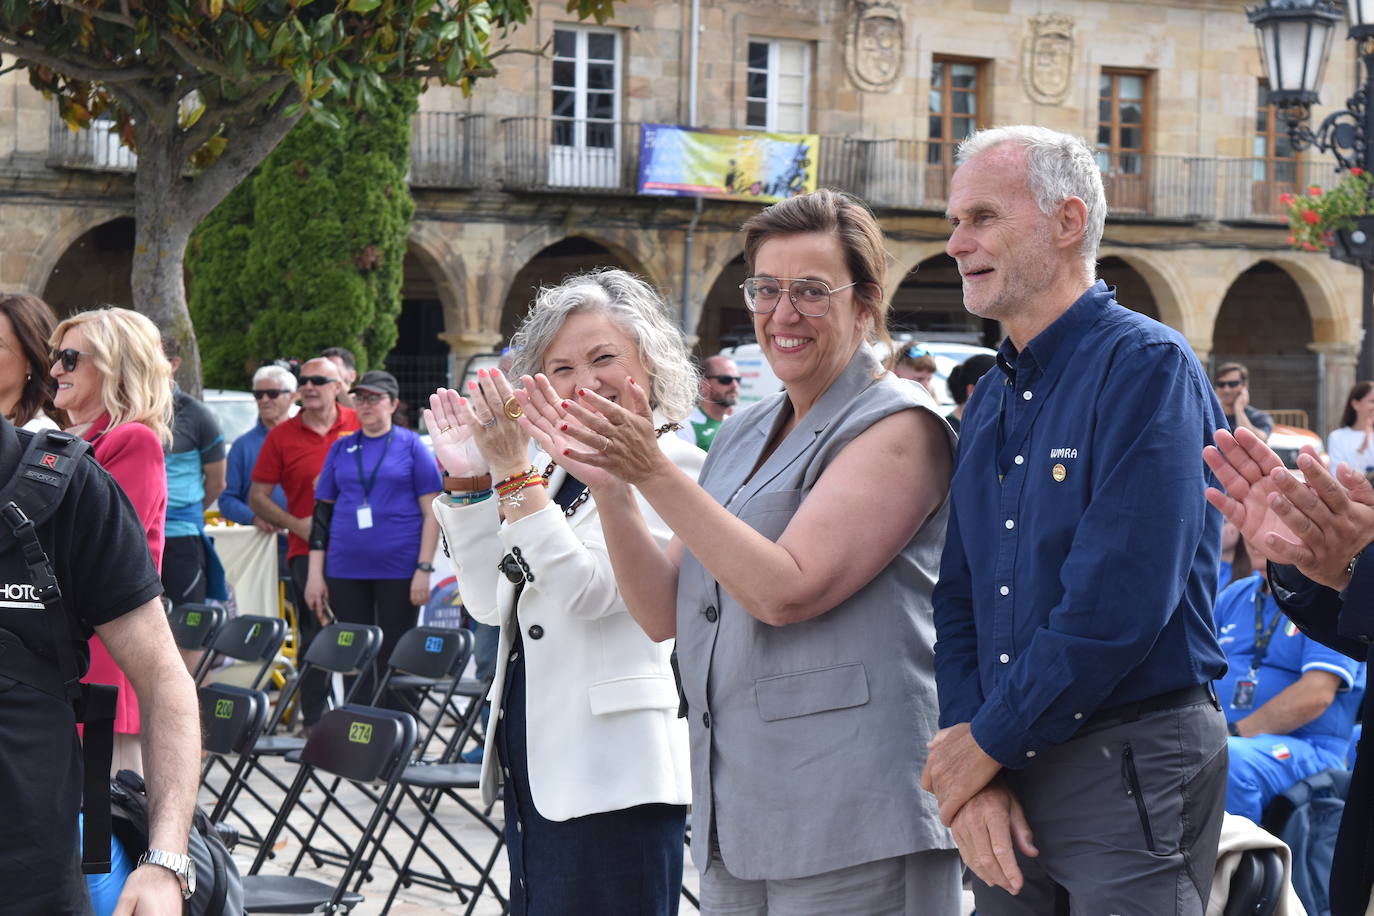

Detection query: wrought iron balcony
(47, 112), (136, 172)
(409, 112), (487, 188)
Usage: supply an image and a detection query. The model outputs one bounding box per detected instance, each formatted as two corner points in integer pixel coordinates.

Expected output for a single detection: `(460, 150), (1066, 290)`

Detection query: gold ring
(439, 425), (453, 434)
(503, 397), (524, 420)
(600, 435), (610, 452)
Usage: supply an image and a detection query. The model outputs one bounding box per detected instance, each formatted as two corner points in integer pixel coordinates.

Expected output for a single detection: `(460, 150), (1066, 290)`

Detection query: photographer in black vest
(0, 412), (199, 914)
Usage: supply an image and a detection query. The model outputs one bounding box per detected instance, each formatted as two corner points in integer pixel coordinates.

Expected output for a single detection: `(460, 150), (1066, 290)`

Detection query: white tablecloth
(206, 524), (278, 618)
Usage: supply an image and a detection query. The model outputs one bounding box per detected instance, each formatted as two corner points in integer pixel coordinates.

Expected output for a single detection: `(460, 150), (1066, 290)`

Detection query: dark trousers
(972, 701), (1228, 916)
(496, 638), (686, 915)
(324, 575), (416, 705)
(161, 534), (207, 608)
(287, 555), (329, 726)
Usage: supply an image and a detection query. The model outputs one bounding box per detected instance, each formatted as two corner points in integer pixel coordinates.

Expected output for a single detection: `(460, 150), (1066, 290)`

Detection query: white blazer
(432, 433), (703, 821)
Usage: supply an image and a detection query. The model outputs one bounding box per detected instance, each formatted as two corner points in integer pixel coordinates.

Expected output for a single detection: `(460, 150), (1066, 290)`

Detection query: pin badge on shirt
(1052, 463), (1067, 482)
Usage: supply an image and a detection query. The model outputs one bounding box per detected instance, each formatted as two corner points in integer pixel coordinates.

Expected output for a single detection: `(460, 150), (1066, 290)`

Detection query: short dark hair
(949, 353), (997, 406)
(1214, 362), (1248, 385)
(320, 346), (356, 371)
(0, 293), (64, 427)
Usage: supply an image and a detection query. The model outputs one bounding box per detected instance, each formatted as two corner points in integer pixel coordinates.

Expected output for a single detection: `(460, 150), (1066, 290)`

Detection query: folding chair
(210, 623), (384, 851)
(192, 613), (288, 690)
(167, 602), (226, 655)
(198, 683), (271, 847)
(369, 626), (474, 759)
(368, 669), (505, 916)
(241, 704), (418, 914)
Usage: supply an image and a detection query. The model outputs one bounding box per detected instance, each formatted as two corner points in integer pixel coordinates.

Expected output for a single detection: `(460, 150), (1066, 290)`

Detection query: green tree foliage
(189, 81), (417, 388)
(0, 0), (616, 391)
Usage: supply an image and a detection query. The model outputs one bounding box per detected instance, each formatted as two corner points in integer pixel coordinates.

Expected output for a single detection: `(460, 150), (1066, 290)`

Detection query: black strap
(0, 428), (115, 873)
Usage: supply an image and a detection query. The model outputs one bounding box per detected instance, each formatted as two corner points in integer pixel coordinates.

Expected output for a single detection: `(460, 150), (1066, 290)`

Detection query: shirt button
(1022, 390), (1033, 401)
(702, 711), (712, 728)
(999, 653), (1010, 664)
(1026, 750), (1037, 758)
(1005, 519), (1015, 530)
(999, 586), (1010, 596)
(527, 625), (544, 640)
(1014, 455), (1024, 465)
(1074, 712), (1083, 720)
(704, 605), (718, 622)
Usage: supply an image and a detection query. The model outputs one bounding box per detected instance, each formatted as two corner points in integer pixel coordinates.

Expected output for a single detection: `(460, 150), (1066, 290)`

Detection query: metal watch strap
(137, 848), (195, 899)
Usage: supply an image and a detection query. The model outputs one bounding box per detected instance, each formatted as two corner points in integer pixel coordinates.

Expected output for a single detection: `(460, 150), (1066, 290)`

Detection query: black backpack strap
(0, 429), (115, 873)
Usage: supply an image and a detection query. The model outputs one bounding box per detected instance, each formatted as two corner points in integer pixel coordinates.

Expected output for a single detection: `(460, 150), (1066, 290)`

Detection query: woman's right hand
(303, 575), (330, 626)
(425, 389), (488, 477)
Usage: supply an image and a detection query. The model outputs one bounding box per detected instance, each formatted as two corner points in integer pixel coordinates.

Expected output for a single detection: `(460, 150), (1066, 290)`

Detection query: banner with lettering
(637, 124), (819, 203)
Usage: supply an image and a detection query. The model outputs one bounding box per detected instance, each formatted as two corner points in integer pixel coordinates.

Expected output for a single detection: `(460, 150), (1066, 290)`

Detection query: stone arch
(498, 234), (657, 343)
(24, 207), (133, 299)
(383, 231), (464, 417)
(1094, 249), (1189, 334)
(41, 217), (136, 315)
(695, 253), (751, 355)
(888, 247), (998, 346)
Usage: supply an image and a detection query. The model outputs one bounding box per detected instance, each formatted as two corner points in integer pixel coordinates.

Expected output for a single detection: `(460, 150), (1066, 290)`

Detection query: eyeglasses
(706, 375), (742, 386)
(51, 348), (91, 372)
(298, 375), (339, 387)
(1214, 379), (1244, 390)
(252, 389), (287, 400)
(739, 277), (859, 318)
(354, 392), (389, 405)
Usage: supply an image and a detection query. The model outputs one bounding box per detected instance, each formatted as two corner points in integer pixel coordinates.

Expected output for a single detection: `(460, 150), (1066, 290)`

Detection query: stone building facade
(0, 0), (1364, 432)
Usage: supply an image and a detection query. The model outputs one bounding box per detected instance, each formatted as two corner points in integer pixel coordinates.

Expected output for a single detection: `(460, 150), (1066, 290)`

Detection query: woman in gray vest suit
(513, 190), (961, 915)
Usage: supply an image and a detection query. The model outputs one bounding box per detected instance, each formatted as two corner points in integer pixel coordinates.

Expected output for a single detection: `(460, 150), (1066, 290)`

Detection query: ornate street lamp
(1250, 0), (1374, 380)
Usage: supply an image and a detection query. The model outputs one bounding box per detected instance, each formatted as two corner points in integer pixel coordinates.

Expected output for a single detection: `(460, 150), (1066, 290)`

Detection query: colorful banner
(637, 124), (819, 203)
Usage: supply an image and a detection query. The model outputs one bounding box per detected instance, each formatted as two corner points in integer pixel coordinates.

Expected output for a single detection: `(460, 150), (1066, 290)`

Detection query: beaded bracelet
(498, 474), (547, 507)
(496, 470), (548, 498)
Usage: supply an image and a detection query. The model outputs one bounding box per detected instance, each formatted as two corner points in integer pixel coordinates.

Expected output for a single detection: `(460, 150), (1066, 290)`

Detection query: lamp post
(1250, 0), (1374, 380)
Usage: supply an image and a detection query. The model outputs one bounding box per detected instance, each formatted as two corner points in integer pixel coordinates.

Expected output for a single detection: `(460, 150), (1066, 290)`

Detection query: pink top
(80, 413), (167, 734)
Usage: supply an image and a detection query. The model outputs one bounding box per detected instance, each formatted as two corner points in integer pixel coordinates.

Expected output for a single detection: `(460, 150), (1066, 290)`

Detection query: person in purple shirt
(304, 370), (441, 702)
(219, 364), (294, 527)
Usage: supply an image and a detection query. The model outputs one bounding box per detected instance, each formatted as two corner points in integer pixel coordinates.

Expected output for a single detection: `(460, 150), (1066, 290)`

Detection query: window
(746, 39), (810, 133)
(549, 27), (620, 187)
(1096, 70), (1150, 211)
(927, 57), (985, 200)
(1253, 81), (1301, 217)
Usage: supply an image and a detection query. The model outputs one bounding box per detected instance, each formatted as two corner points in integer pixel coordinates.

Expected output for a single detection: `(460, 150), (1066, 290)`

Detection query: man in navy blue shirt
(923, 125), (1230, 916)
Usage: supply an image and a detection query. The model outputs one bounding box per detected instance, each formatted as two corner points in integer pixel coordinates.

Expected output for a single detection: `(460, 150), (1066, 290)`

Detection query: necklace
(543, 422), (681, 518)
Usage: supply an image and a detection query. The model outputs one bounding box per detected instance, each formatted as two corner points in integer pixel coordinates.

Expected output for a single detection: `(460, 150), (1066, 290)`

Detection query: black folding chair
(366, 665), (504, 916)
(241, 705), (418, 914)
(197, 683), (271, 848)
(168, 602), (227, 655)
(210, 623), (383, 850)
(369, 626), (474, 760)
(192, 613), (288, 689)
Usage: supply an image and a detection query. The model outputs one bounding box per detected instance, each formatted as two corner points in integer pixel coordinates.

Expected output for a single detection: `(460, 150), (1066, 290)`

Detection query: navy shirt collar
(996, 280), (1114, 381)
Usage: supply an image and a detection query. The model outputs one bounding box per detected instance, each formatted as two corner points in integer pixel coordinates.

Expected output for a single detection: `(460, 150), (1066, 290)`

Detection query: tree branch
(181, 73), (291, 156)
(0, 34), (157, 82)
(180, 84), (304, 226)
(52, 0), (136, 29)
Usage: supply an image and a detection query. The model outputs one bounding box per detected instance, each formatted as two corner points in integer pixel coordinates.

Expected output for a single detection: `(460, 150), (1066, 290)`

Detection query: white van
(720, 339), (998, 413)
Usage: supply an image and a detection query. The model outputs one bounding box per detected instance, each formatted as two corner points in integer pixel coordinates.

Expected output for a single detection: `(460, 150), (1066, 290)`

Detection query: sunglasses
(298, 375), (339, 387)
(252, 389), (288, 400)
(707, 375), (742, 385)
(904, 345), (931, 359)
(51, 348), (91, 372)
(1214, 379), (1244, 389)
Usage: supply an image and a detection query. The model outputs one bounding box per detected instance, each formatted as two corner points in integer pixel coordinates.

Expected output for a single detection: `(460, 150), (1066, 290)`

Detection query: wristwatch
(137, 848), (196, 899)
(443, 474), (493, 493)
(415, 562), (435, 573)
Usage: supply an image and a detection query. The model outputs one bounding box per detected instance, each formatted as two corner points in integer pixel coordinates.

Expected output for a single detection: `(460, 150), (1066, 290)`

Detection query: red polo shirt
(251, 406), (359, 559)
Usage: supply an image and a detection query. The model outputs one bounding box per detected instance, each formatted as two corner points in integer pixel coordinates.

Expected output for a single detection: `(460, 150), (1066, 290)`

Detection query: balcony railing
(409, 112), (486, 188)
(42, 105), (1340, 228)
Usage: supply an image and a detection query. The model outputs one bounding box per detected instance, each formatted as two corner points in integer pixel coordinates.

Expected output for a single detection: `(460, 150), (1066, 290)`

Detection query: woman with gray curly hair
(425, 268), (702, 915)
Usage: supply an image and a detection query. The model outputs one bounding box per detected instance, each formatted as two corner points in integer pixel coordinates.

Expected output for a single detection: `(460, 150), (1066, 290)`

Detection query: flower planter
(1329, 215), (1374, 264)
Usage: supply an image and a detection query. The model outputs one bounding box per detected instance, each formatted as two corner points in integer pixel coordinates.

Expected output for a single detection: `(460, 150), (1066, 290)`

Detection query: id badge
(356, 505), (374, 530)
(1231, 679), (1257, 710)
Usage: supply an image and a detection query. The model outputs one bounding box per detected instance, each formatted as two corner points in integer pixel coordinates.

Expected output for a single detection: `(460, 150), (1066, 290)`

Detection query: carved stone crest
(1021, 13), (1076, 106)
(845, 0), (904, 94)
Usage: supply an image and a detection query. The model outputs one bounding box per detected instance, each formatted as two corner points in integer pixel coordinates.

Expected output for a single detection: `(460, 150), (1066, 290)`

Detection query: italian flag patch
(1272, 743), (1292, 760)
(1285, 620), (1300, 637)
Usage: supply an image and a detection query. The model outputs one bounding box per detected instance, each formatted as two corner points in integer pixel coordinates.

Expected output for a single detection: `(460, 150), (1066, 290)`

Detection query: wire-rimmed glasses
(738, 277), (859, 318)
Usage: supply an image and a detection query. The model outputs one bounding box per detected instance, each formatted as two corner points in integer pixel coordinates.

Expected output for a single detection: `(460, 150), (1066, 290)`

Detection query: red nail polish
(562, 448), (572, 456)
(561, 400), (571, 409)
(628, 377), (637, 386)
(578, 388), (587, 397)
(560, 424), (569, 432)
(478, 368), (487, 377)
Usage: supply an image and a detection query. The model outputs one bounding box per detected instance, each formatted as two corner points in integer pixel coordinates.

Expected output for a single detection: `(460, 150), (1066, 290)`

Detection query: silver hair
(956, 125), (1107, 259)
(252, 364), (298, 391)
(507, 269), (699, 422)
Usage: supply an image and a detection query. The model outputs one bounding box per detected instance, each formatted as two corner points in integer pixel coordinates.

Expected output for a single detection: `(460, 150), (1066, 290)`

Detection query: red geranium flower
(1279, 192), (1296, 205)
(1302, 209), (1322, 224)
(1309, 185), (1323, 195)
(1352, 168), (1366, 177)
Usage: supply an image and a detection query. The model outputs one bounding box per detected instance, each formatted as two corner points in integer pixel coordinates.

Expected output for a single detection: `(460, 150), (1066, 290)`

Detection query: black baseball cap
(351, 370), (399, 399)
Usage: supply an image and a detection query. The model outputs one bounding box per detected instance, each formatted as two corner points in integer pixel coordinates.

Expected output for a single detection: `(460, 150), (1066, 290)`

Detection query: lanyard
(1249, 587), (1282, 676)
(351, 429), (393, 506)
